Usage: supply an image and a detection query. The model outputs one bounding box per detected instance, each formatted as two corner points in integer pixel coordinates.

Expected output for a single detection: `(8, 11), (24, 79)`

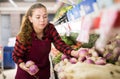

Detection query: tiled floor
(0, 66), (17, 79)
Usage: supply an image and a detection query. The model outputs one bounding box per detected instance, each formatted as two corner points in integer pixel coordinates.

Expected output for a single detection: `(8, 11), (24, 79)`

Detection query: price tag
(78, 0), (96, 14)
(99, 9), (118, 36)
(77, 15), (93, 43)
(95, 9), (118, 51)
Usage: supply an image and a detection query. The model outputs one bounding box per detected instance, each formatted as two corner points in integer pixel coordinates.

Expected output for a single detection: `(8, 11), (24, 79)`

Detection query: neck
(36, 30), (44, 40)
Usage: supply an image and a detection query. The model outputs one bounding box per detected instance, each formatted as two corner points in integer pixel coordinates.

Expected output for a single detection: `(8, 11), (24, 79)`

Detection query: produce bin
(3, 46), (15, 69)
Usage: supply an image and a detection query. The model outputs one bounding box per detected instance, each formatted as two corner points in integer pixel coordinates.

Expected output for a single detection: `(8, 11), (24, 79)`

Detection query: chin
(39, 26), (46, 30)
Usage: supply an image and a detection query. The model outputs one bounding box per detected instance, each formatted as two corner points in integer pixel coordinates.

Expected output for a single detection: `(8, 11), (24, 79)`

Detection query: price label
(77, 15), (93, 43)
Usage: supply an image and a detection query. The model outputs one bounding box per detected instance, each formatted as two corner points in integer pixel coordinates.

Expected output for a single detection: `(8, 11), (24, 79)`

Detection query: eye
(36, 17), (40, 19)
(43, 16), (48, 19)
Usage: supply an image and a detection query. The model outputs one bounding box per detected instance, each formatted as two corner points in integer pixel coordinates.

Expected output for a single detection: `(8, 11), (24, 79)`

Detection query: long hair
(18, 3), (47, 45)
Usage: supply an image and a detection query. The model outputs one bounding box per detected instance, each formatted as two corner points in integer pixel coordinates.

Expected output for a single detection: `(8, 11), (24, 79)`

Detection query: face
(29, 8), (48, 33)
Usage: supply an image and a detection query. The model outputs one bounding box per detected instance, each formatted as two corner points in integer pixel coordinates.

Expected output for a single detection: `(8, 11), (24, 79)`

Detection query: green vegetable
(81, 34), (99, 48)
(52, 53), (62, 64)
(61, 35), (75, 46)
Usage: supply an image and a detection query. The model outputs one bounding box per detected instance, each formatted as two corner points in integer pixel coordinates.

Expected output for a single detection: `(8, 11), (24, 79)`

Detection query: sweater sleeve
(12, 36), (28, 64)
(49, 24), (73, 55)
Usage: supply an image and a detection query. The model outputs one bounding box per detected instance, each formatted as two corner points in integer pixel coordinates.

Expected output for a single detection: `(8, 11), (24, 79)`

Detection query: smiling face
(29, 7), (48, 33)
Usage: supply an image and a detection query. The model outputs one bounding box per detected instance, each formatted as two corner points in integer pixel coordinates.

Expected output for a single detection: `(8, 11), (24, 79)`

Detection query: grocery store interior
(0, 0), (120, 79)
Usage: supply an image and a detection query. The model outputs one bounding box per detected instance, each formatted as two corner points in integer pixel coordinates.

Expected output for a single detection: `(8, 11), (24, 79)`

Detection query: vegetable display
(51, 34), (120, 79)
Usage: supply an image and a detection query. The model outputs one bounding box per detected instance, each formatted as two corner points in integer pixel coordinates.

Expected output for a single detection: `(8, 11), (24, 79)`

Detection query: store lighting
(9, 0), (18, 8)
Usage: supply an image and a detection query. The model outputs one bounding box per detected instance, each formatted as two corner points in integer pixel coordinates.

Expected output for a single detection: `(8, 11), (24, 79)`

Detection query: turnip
(95, 57), (106, 65)
(69, 57), (77, 64)
(112, 47), (120, 61)
(78, 56), (86, 62)
(61, 54), (68, 60)
(84, 59), (95, 64)
(89, 48), (99, 57)
(104, 52), (112, 60)
(63, 58), (69, 65)
(78, 48), (89, 57)
(26, 60), (35, 68)
(85, 53), (92, 59)
(87, 57), (97, 62)
(29, 65), (39, 75)
(91, 51), (99, 57)
(116, 40), (120, 47)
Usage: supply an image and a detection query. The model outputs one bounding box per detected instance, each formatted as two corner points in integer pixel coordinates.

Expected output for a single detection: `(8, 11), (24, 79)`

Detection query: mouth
(39, 24), (46, 28)
(40, 24), (45, 27)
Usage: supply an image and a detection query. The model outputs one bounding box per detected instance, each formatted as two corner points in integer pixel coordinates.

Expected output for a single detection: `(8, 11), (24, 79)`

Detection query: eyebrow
(36, 14), (47, 16)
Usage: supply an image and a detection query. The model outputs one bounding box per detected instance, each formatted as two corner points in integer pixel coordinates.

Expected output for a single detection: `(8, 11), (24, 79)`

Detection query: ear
(28, 16), (33, 23)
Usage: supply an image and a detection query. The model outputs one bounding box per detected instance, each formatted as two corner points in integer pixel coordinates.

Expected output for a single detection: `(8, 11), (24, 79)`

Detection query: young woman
(12, 3), (78, 79)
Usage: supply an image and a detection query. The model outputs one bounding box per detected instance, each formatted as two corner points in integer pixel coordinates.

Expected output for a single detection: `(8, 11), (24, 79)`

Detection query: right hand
(71, 50), (79, 57)
(19, 62), (29, 72)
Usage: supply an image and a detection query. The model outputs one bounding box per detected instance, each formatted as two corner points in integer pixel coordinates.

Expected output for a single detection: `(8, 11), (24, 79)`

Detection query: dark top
(12, 23), (73, 64)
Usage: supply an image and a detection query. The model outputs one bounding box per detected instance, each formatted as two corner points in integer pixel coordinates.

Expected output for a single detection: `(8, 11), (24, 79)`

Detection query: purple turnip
(69, 57), (77, 64)
(95, 57), (106, 65)
(61, 54), (68, 60)
(84, 59), (95, 64)
(78, 48), (89, 57)
(78, 56), (86, 62)
(29, 65), (39, 75)
(26, 60), (35, 68)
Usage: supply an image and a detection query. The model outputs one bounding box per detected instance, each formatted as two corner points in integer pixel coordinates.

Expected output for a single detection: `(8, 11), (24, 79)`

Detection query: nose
(40, 17), (44, 21)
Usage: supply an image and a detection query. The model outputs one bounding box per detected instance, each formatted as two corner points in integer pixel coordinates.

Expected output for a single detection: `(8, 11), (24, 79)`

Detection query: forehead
(32, 8), (47, 15)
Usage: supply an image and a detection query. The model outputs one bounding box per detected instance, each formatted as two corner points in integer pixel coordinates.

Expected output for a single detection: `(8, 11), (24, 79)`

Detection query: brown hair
(18, 3), (47, 45)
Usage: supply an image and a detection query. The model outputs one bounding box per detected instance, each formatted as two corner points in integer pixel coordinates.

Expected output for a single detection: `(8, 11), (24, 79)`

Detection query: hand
(19, 62), (39, 76)
(19, 62), (29, 71)
(71, 50), (79, 57)
(28, 64), (39, 75)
